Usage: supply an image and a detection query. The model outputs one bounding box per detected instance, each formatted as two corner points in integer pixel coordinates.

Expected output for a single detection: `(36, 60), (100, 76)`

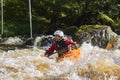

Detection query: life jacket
(55, 39), (69, 57)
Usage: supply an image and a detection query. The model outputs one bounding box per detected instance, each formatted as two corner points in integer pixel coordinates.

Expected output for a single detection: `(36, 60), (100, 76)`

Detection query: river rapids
(0, 37), (120, 80)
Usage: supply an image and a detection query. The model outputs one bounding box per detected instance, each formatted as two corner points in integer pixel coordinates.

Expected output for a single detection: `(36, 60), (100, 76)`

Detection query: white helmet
(54, 30), (64, 37)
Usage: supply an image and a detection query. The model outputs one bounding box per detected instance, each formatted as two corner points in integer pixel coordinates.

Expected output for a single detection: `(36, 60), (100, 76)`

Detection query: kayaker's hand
(71, 44), (78, 49)
(68, 44), (72, 52)
(44, 52), (49, 57)
(73, 45), (78, 49)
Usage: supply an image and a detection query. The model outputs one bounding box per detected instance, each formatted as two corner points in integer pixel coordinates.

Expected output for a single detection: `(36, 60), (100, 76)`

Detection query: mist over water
(0, 38), (120, 80)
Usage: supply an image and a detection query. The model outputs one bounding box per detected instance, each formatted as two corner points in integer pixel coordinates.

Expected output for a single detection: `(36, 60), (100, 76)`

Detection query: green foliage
(0, 0), (120, 36)
(76, 25), (107, 35)
(62, 26), (78, 39)
(98, 13), (114, 24)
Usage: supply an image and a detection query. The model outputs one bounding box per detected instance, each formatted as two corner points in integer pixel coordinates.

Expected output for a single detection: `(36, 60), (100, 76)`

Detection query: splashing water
(2, 37), (24, 45)
(0, 42), (120, 80)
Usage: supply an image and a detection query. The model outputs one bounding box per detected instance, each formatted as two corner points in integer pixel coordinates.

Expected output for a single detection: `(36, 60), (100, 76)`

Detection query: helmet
(54, 30), (64, 37)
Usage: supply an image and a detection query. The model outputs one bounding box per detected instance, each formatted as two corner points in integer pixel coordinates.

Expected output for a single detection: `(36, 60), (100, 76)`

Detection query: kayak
(57, 48), (81, 62)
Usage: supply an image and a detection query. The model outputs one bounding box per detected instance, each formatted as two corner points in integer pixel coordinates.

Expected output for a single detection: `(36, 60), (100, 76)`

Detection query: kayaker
(44, 30), (78, 61)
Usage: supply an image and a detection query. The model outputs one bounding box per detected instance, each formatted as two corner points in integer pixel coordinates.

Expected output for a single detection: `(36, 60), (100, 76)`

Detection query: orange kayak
(57, 48), (81, 62)
(64, 48), (81, 60)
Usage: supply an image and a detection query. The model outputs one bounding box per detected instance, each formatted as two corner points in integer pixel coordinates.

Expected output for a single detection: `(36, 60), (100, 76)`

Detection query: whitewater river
(0, 41), (120, 80)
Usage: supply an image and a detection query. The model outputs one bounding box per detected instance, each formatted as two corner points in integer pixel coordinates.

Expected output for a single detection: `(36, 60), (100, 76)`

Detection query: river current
(0, 37), (120, 80)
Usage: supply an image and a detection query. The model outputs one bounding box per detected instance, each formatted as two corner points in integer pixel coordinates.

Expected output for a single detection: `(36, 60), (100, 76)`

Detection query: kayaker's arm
(66, 38), (78, 49)
(45, 42), (56, 57)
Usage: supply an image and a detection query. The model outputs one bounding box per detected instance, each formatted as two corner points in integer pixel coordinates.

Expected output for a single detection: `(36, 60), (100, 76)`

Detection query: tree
(1, 0), (120, 36)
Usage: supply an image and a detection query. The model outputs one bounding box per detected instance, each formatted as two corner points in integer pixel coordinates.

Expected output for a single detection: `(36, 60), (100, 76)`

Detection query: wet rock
(24, 38), (34, 46)
(2, 37), (24, 45)
(115, 36), (120, 49)
(34, 35), (54, 48)
(76, 25), (118, 48)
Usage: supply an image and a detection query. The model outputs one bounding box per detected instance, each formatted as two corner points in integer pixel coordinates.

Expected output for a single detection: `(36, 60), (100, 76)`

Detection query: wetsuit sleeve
(65, 38), (76, 45)
(45, 42), (56, 57)
(65, 38), (78, 49)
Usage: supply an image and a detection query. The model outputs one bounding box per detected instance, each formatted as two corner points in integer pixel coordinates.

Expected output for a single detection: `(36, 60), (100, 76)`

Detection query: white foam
(0, 42), (120, 80)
